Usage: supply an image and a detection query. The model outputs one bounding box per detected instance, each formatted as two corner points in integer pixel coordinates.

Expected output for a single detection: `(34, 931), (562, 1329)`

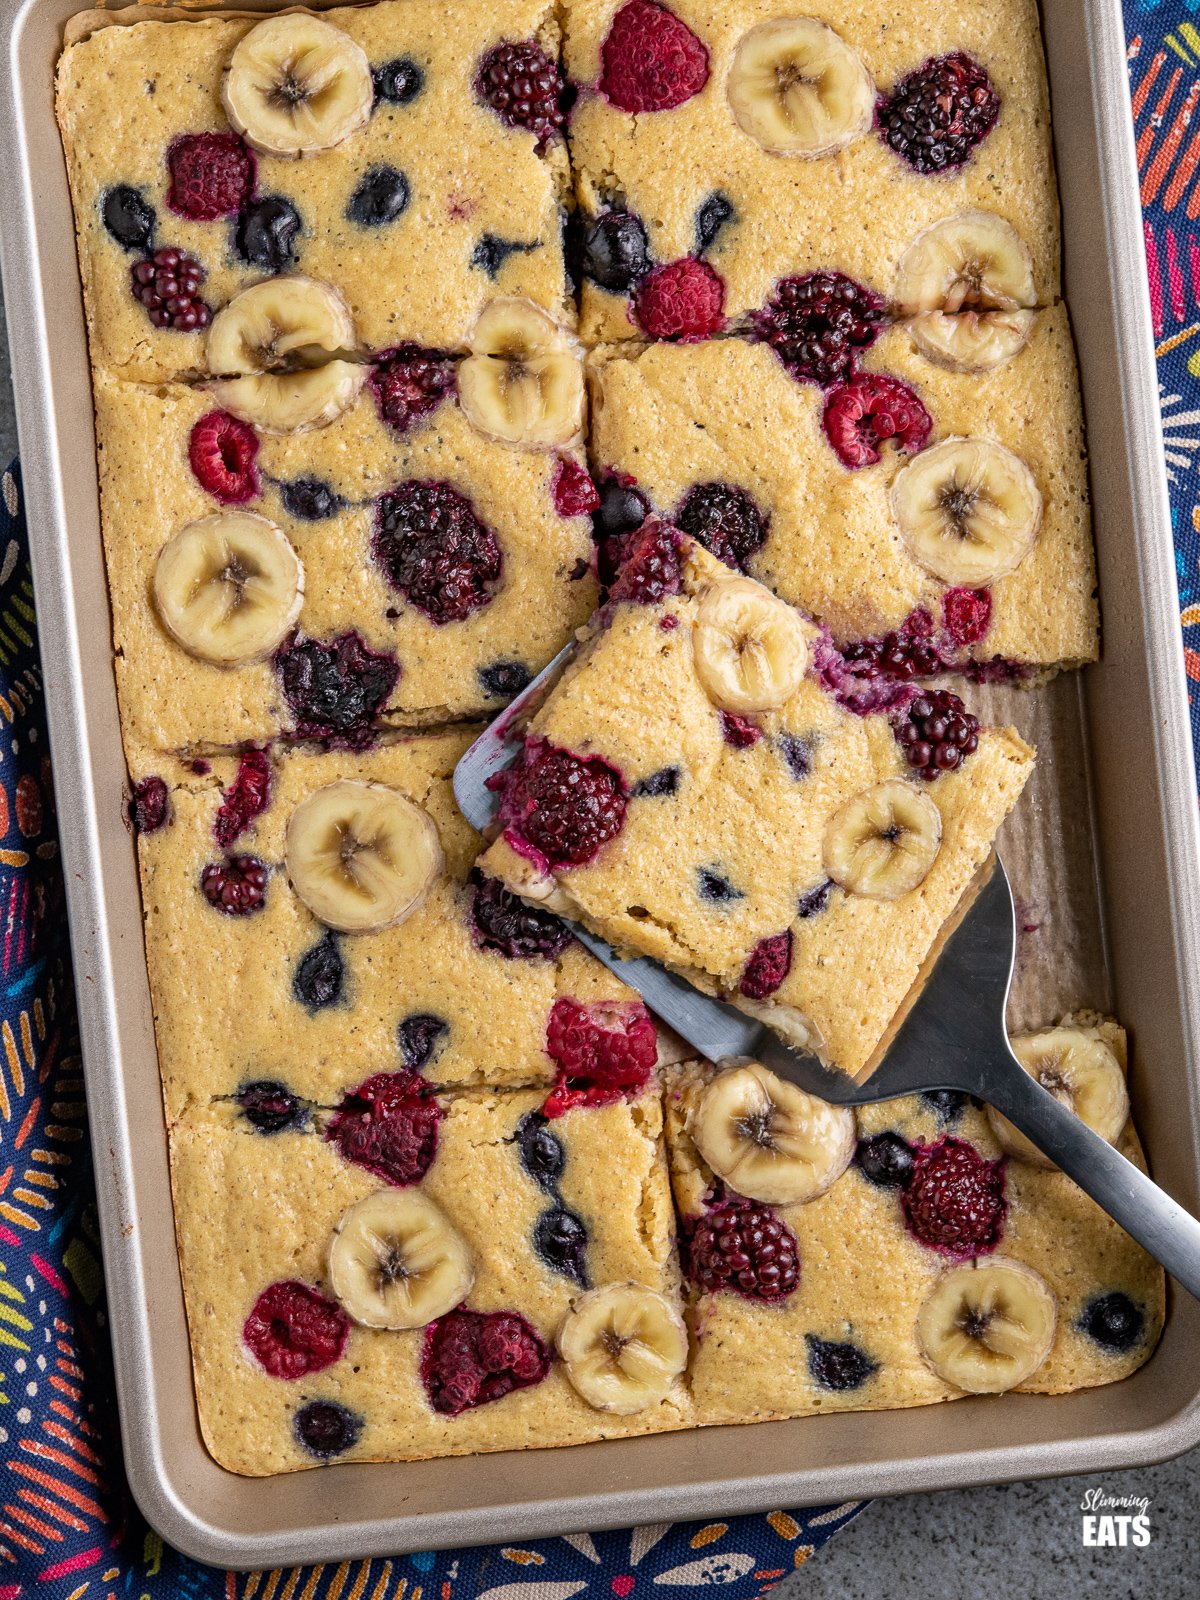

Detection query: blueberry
(281, 477), (342, 522)
(632, 766), (680, 798)
(778, 733), (813, 781)
(235, 196), (301, 273)
(698, 867), (742, 902)
(292, 934), (345, 1013)
(797, 881), (832, 919)
(293, 1399), (362, 1459)
(478, 661), (531, 698)
(695, 192), (734, 256)
(373, 56), (425, 104)
(533, 1204), (590, 1286)
(806, 1334), (878, 1392)
(516, 1111), (566, 1191)
(1078, 1292), (1145, 1353)
(921, 1089), (970, 1123)
(102, 185), (156, 252)
(593, 479), (649, 540)
(578, 209), (651, 292)
(856, 1131), (914, 1188)
(236, 1080), (307, 1134)
(347, 166), (411, 228)
(398, 1012), (449, 1072)
(470, 234), (538, 278)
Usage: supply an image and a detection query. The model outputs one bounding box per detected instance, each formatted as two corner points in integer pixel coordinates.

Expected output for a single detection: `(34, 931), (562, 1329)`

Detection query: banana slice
(458, 299), (584, 450)
(907, 309), (1035, 373)
(153, 512), (303, 666)
(328, 1190), (473, 1330)
(556, 1283), (688, 1415)
(286, 780), (442, 933)
(207, 278), (364, 434)
(693, 576), (809, 713)
(987, 1028), (1130, 1168)
(727, 18), (874, 157)
(823, 780), (942, 900)
(916, 1257), (1057, 1394)
(890, 437), (1042, 587)
(222, 14), (373, 157)
(691, 1062), (855, 1204)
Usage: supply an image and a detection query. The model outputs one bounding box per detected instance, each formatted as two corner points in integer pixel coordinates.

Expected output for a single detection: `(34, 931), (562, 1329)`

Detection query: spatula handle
(986, 1056), (1200, 1301)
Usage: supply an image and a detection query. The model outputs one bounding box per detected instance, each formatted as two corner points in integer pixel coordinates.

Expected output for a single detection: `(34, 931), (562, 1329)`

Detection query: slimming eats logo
(1080, 1488), (1152, 1547)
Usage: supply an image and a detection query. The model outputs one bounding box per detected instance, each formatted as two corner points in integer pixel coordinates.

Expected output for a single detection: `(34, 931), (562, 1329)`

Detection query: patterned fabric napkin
(3, 0), (1198, 1587)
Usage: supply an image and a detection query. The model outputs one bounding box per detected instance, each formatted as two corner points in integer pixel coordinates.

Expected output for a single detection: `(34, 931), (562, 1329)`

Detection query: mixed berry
(942, 587), (994, 650)
(166, 132), (255, 221)
(369, 345), (457, 435)
(877, 52), (1001, 174)
(130, 774), (170, 834)
(542, 996), (658, 1116)
(599, 0), (710, 113)
(130, 247), (210, 331)
(895, 689), (980, 781)
(921, 1089), (972, 1123)
(292, 933), (345, 1013)
(421, 1307), (551, 1415)
(200, 854), (269, 916)
(697, 867), (742, 903)
(188, 410), (260, 504)
(500, 739), (627, 868)
(902, 1136), (1006, 1257)
(592, 476), (649, 586)
(821, 373), (932, 470)
(475, 39), (568, 150)
(739, 930), (793, 1000)
(752, 272), (886, 388)
(397, 1012), (450, 1072)
(687, 1196), (800, 1303)
(213, 750), (272, 848)
(675, 482), (768, 574)
(796, 881), (832, 919)
(778, 733), (813, 780)
(373, 481), (502, 624)
(243, 1279), (348, 1379)
(326, 1070), (442, 1186)
(470, 234), (539, 277)
(274, 631), (400, 746)
(236, 1080), (308, 1135)
(633, 258), (726, 342)
(469, 869), (573, 960)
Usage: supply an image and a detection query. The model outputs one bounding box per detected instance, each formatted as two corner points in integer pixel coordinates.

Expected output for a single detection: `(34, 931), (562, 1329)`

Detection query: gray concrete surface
(0, 283), (1195, 1599)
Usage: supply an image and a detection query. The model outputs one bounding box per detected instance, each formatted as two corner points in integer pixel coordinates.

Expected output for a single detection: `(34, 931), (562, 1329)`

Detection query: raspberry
(553, 457), (601, 518)
(236, 1080), (307, 1134)
(130, 775), (169, 834)
(1078, 1292), (1145, 1354)
(856, 1131), (914, 1188)
(397, 1012), (450, 1072)
(369, 344), (456, 435)
(130, 247), (210, 331)
(516, 1112), (566, 1190)
(822, 373), (932, 469)
(719, 712), (762, 748)
(542, 997), (657, 1116)
(902, 1136), (1006, 1257)
(470, 869), (573, 960)
(533, 1204), (590, 1286)
(633, 258), (725, 341)
(752, 271), (887, 387)
(740, 930), (792, 999)
(501, 740), (627, 867)
(942, 586), (993, 649)
(896, 688), (980, 781)
(293, 1399), (362, 1459)
(608, 516), (683, 605)
(421, 1308), (551, 1415)
(274, 631), (400, 746)
(102, 185), (156, 252)
(687, 1197), (799, 1302)
(373, 481), (502, 624)
(878, 52), (1001, 175)
(200, 854), (268, 916)
(576, 209), (651, 292)
(243, 1280), (348, 1379)
(599, 0), (710, 113)
(166, 132), (255, 220)
(327, 1071), (442, 1186)
(806, 1334), (878, 1392)
(292, 933), (344, 1012)
(675, 481), (767, 572)
(475, 39), (568, 149)
(213, 750), (271, 848)
(187, 410), (260, 504)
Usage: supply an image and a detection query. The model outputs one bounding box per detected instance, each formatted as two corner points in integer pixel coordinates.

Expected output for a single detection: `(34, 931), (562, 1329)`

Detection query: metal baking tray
(2, 0), (1200, 1570)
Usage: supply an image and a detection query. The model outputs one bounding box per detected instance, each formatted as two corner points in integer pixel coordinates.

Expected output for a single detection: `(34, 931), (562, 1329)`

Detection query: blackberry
(280, 477), (342, 522)
(504, 743), (627, 867)
(236, 1080), (307, 1134)
(102, 185), (156, 252)
(740, 930), (792, 999)
(130, 247), (210, 331)
(698, 867), (742, 902)
(292, 933), (345, 1013)
(878, 52), (1001, 175)
(469, 869), (572, 960)
(515, 1111), (566, 1191)
(694, 192), (734, 256)
(856, 1132), (915, 1189)
(577, 209), (651, 292)
(752, 271), (886, 387)
(475, 39), (567, 150)
(608, 517), (683, 605)
(235, 196), (301, 273)
(902, 1136), (1006, 1258)
(373, 56), (425, 104)
(397, 1013), (449, 1072)
(843, 623), (946, 683)
(130, 775), (170, 834)
(347, 165), (410, 227)
(533, 1205), (590, 1286)
(478, 660), (531, 699)
(896, 689), (980, 781)
(806, 1334), (878, 1392)
(632, 765), (681, 797)
(675, 482), (768, 573)
(369, 344), (456, 435)
(1077, 1291), (1145, 1354)
(470, 234), (538, 278)
(373, 481), (502, 624)
(200, 854), (268, 916)
(293, 1399), (362, 1459)
(688, 1197), (800, 1303)
(274, 631), (399, 745)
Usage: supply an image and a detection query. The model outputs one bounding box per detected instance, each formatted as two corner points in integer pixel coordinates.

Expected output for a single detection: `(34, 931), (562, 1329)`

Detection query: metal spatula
(454, 646), (1200, 1300)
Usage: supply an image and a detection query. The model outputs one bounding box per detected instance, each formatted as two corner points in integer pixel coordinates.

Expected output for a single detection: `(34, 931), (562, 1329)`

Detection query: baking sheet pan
(2, 0), (1200, 1569)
